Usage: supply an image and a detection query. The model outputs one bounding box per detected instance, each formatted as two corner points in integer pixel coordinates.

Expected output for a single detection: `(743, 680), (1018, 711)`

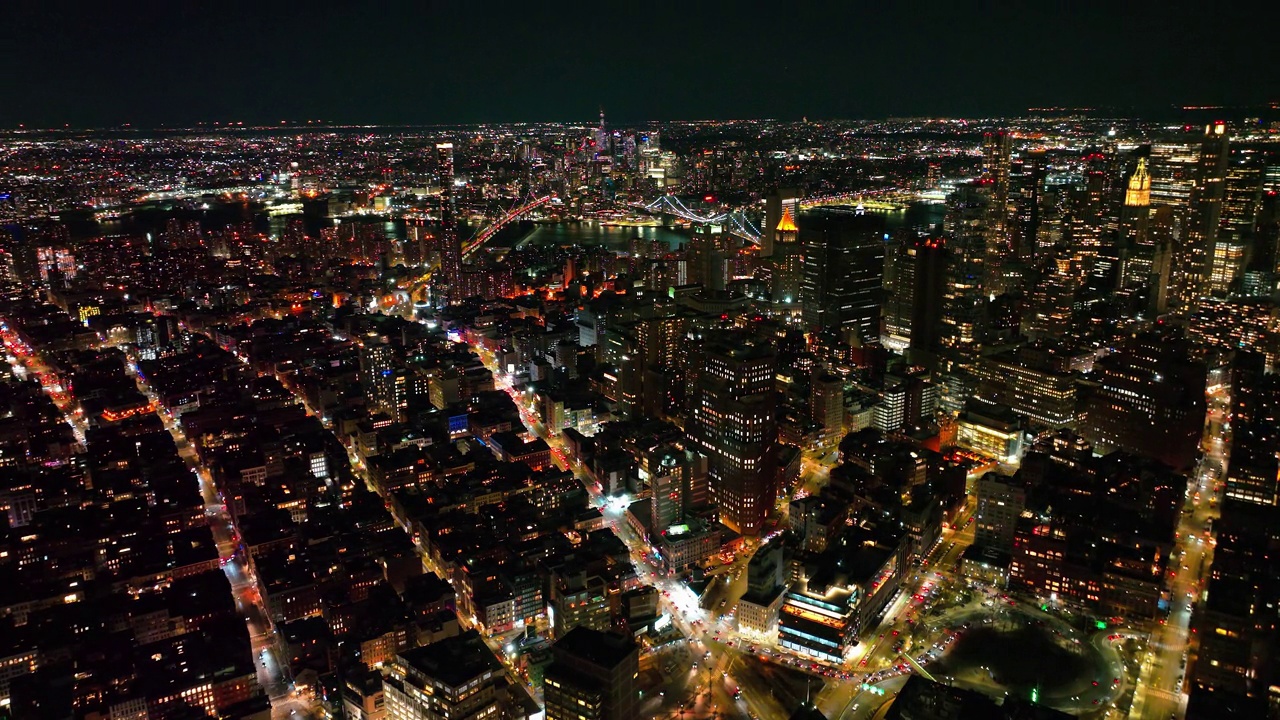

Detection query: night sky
(3, 0), (1278, 128)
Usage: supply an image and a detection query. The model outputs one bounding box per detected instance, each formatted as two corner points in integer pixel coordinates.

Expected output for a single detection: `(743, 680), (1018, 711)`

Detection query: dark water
(67, 199), (946, 248)
(887, 201), (947, 234)
(510, 221), (690, 251)
(503, 202), (946, 251)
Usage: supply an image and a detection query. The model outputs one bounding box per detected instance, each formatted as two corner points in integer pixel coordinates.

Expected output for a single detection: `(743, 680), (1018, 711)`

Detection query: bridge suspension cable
(636, 195), (763, 243)
(462, 194), (555, 258)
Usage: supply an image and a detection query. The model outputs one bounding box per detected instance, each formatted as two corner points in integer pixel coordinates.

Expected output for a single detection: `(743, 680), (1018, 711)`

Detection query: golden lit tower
(1124, 156), (1152, 208)
(771, 205), (803, 309)
(1120, 157), (1154, 287)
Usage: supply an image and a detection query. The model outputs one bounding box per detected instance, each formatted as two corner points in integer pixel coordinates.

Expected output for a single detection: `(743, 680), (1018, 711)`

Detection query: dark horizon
(0, 106), (1277, 133)
(4, 0), (1279, 128)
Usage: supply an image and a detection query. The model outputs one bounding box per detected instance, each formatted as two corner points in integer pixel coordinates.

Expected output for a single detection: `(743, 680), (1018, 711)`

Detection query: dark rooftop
(552, 626), (637, 670)
(398, 629), (501, 689)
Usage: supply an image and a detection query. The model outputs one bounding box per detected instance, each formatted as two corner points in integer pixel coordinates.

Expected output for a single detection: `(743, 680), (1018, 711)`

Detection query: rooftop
(398, 630), (501, 689)
(552, 625), (638, 670)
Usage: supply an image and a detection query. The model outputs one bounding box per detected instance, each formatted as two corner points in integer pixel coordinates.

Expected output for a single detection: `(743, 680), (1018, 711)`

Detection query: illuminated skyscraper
(689, 338), (777, 536)
(1148, 206), (1176, 314)
(981, 129), (1014, 265)
(809, 371), (844, 442)
(770, 205), (803, 309)
(937, 184), (991, 415)
(1208, 157), (1264, 295)
(1220, 157), (1265, 241)
(1223, 352), (1279, 505)
(1119, 157), (1154, 287)
(799, 209), (886, 346)
(940, 184), (989, 349)
(1149, 142), (1198, 209)
(763, 188), (800, 258)
(687, 225), (730, 291)
(981, 131), (1013, 203)
(1009, 149), (1046, 262)
(1251, 191), (1280, 287)
(1176, 123), (1229, 304)
(1068, 151), (1111, 269)
(360, 337), (403, 420)
(435, 142), (462, 302)
(883, 236), (946, 364)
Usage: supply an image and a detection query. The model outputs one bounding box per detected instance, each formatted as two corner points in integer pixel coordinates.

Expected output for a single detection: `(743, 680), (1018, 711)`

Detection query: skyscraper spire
(1125, 157), (1152, 208)
(775, 205), (799, 233)
(595, 107), (608, 152)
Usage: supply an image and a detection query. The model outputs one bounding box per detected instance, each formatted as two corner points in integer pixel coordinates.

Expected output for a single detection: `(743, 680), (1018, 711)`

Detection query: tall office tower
(981, 130), (1014, 264)
(1189, 500), (1280, 717)
(1009, 149), (1046, 262)
(1265, 163), (1280, 193)
(595, 108), (609, 154)
(1175, 123), (1230, 305)
(974, 473), (1026, 552)
(1208, 157), (1265, 295)
(1150, 142), (1199, 209)
(873, 370), (938, 432)
(544, 627), (640, 720)
(648, 456), (685, 534)
(771, 206), (804, 309)
(1068, 151), (1112, 269)
(1224, 352), (1279, 505)
(799, 209), (887, 347)
(1119, 157), (1154, 287)
(1148, 206), (1176, 314)
(809, 371), (844, 441)
(974, 342), (1078, 428)
(883, 236), (946, 363)
(360, 337), (402, 419)
(1080, 332), (1206, 470)
(937, 184), (991, 415)
(643, 444), (708, 532)
(1220, 157), (1265, 240)
(982, 130), (1013, 202)
(763, 188), (800, 258)
(383, 631), (505, 720)
(940, 185), (989, 349)
(687, 225), (730, 291)
(689, 338), (777, 535)
(435, 142), (462, 303)
(1208, 240), (1248, 296)
(1251, 192), (1280, 286)
(1022, 253), (1081, 341)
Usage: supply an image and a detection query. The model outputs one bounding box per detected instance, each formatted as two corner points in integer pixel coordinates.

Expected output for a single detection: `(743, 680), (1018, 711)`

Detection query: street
(1127, 385), (1229, 720)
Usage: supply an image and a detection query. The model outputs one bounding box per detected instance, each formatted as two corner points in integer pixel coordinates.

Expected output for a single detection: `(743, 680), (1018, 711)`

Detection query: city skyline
(2, 10), (1280, 717)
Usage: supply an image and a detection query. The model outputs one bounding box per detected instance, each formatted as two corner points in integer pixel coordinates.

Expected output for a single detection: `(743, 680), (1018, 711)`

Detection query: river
(69, 199), (946, 250)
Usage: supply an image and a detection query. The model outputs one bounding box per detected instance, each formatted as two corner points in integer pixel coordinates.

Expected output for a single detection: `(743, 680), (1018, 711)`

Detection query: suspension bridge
(407, 186), (912, 301)
(630, 189), (910, 245)
(455, 187), (909, 261)
(461, 194), (557, 259)
(632, 196), (765, 242)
